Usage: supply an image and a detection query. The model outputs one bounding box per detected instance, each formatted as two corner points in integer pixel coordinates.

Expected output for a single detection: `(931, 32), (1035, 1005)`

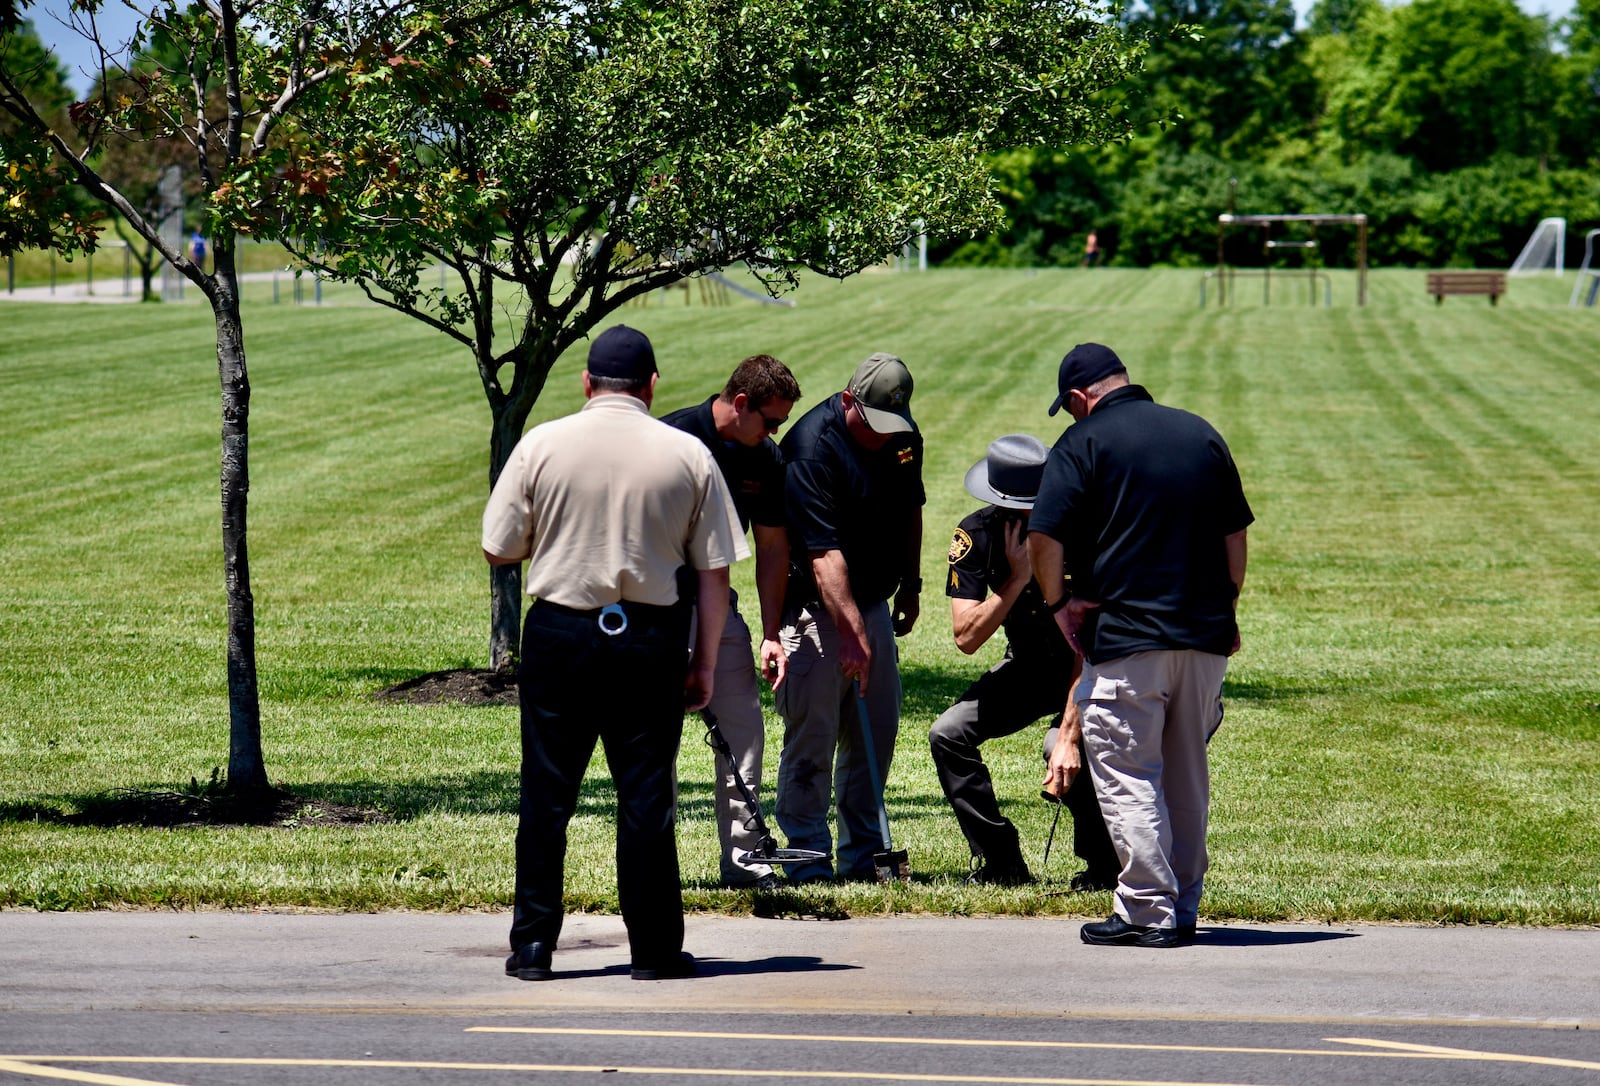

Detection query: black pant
(928, 650), (1117, 878)
(511, 600), (690, 966)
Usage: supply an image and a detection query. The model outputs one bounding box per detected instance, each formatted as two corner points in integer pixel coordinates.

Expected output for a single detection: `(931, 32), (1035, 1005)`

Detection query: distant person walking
(484, 325), (747, 981)
(190, 232), (207, 270)
(1029, 343), (1252, 949)
(1082, 230), (1101, 268)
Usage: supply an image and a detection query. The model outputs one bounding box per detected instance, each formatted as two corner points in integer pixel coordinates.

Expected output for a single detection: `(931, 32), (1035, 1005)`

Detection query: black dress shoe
(1174, 923), (1198, 944)
(1080, 915), (1177, 948)
(505, 942), (553, 980)
(631, 951), (698, 981)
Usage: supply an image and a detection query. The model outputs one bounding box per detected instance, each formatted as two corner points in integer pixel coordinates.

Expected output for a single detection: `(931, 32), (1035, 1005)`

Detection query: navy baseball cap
(1048, 342), (1126, 416)
(587, 325), (657, 381)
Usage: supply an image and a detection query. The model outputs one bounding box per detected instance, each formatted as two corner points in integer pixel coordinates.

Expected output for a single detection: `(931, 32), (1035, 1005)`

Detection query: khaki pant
(773, 601), (901, 881)
(701, 594), (773, 885)
(1079, 650), (1227, 930)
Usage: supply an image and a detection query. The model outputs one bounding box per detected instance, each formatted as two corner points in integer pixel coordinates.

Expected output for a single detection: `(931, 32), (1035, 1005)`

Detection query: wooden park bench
(1427, 270), (1507, 305)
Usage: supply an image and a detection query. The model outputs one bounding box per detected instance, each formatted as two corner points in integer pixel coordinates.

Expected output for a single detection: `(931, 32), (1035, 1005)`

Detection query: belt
(533, 598), (681, 638)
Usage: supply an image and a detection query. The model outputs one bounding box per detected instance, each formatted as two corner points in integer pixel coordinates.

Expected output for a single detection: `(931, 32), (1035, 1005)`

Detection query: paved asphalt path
(3, 911), (1598, 1085)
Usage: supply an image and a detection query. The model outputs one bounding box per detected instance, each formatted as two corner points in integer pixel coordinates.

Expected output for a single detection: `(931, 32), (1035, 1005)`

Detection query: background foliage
(938, 0), (1600, 269)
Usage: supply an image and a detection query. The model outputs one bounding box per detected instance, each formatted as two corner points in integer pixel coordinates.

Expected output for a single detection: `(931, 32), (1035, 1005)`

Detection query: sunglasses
(757, 410), (788, 432)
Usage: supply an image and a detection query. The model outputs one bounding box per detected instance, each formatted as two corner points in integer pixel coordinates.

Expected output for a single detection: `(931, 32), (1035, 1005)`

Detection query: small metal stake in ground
(853, 683), (910, 883)
(698, 709), (828, 869)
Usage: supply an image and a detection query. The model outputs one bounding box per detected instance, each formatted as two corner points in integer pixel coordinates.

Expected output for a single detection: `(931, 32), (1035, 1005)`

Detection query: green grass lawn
(2, 266), (1597, 924)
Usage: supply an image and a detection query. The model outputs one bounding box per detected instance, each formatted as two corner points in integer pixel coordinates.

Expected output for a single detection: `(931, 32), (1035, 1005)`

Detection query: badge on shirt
(948, 528), (972, 563)
(897, 447), (915, 465)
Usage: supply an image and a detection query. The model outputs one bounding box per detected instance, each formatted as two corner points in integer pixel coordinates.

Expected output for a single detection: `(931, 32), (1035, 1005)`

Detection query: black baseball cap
(587, 325), (657, 381)
(1048, 342), (1126, 416)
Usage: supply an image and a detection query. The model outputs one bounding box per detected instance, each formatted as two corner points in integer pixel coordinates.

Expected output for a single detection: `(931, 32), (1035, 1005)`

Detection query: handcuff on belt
(597, 603), (628, 636)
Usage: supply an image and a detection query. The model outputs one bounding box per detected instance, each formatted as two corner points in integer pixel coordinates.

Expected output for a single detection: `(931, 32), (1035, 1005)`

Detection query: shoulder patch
(948, 528), (973, 564)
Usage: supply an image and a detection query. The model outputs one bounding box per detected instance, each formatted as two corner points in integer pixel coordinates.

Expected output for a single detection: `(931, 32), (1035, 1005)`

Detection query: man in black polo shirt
(662, 354), (802, 890)
(774, 352), (925, 883)
(931, 434), (1117, 888)
(1028, 343), (1252, 948)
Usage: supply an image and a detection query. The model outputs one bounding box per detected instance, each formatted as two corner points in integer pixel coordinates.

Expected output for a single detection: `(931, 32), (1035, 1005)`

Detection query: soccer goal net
(1509, 217), (1566, 276)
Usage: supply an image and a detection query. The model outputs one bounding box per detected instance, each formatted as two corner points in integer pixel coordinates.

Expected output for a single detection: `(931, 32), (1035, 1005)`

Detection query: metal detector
(853, 683), (910, 883)
(1039, 789), (1066, 868)
(698, 709), (829, 870)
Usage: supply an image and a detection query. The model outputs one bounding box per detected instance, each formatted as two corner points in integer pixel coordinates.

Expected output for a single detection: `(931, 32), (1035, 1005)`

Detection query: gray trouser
(1079, 649), (1227, 930)
(773, 601), (901, 881)
(701, 593), (773, 885)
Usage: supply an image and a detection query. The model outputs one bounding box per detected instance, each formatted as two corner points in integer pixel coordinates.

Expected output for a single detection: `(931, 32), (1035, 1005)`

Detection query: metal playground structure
(1204, 212), (1369, 307)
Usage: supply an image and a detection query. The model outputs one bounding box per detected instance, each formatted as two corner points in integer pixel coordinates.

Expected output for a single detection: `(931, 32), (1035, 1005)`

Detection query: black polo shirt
(660, 396), (785, 533)
(1031, 384), (1253, 663)
(946, 505), (1071, 663)
(781, 392), (925, 607)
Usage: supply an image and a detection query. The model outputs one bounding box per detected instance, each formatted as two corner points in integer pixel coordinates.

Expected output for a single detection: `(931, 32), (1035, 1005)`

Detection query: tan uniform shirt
(482, 394), (748, 609)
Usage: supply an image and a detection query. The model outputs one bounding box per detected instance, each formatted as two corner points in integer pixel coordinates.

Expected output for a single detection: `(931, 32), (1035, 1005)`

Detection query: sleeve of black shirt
(1029, 440), (1086, 542)
(944, 510), (989, 601)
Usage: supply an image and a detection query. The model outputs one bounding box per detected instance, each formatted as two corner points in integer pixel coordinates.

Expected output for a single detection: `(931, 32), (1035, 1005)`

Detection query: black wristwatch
(1046, 594), (1071, 614)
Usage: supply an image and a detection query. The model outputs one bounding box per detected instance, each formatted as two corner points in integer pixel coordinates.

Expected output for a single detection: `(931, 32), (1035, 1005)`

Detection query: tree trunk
(212, 239), (268, 793)
(486, 400), (524, 672)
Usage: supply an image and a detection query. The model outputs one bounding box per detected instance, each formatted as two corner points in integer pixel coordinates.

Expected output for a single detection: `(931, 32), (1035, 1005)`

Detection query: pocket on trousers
(1086, 672), (1123, 703)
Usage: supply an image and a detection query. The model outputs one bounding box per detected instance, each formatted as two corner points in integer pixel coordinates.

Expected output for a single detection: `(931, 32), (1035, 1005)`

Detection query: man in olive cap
(772, 352), (926, 882)
(1028, 342), (1252, 948)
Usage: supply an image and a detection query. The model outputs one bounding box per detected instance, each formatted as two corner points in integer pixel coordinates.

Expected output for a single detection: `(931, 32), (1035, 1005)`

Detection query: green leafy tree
(1317, 0), (1555, 173)
(245, 0), (1152, 670)
(1123, 0), (1316, 157)
(1, 15), (95, 254)
(1, 1), (409, 796)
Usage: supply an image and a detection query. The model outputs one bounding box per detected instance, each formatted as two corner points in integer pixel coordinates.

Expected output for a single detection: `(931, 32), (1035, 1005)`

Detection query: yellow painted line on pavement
(470, 1026), (1600, 1073)
(0, 1057), (1275, 1086)
(467, 1025), (1420, 1059)
(1329, 1037), (1600, 1072)
(0, 1058), (191, 1086)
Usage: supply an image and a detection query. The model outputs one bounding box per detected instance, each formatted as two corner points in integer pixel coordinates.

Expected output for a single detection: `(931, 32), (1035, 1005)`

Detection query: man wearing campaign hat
(1028, 343), (1252, 948)
(484, 324), (747, 980)
(772, 352), (926, 882)
(929, 435), (1118, 887)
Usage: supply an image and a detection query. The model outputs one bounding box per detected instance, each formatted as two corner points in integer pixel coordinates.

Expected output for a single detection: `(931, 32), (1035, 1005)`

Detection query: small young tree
(0, 0), (409, 795)
(251, 0), (1152, 670)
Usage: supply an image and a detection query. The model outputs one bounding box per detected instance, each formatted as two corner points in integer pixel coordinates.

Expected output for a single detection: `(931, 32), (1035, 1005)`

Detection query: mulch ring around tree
(68, 786), (390, 829)
(372, 667), (518, 707)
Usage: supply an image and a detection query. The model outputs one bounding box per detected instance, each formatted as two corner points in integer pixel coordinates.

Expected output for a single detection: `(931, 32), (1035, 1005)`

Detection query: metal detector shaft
(699, 708), (828, 867)
(699, 709), (766, 821)
(853, 686), (895, 853)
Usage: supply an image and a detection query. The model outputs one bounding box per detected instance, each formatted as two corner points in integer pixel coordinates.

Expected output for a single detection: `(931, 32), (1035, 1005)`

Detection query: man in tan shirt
(484, 325), (746, 981)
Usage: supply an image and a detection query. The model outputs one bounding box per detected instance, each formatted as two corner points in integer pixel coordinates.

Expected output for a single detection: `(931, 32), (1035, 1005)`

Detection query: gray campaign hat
(847, 352), (915, 434)
(964, 434), (1049, 510)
